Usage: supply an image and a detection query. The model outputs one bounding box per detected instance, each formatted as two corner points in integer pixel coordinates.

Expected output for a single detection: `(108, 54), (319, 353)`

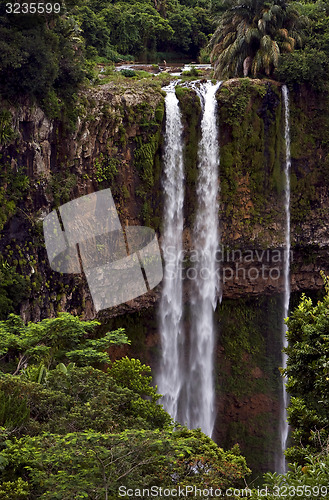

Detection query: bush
(275, 49), (329, 90)
(250, 454), (329, 499)
(120, 68), (137, 77)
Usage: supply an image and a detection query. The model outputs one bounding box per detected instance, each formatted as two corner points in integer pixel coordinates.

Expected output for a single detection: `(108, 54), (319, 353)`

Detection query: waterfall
(278, 84), (291, 473)
(184, 81), (221, 437)
(157, 82), (185, 422)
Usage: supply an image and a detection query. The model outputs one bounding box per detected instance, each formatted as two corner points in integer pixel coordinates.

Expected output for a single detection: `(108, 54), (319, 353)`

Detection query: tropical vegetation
(248, 276), (329, 498)
(1, 0), (328, 110)
(0, 0), (215, 106)
(0, 314), (250, 498)
(209, 0), (304, 79)
(284, 273), (329, 465)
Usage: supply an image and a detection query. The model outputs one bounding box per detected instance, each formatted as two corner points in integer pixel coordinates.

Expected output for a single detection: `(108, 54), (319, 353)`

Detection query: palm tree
(209, 0), (305, 79)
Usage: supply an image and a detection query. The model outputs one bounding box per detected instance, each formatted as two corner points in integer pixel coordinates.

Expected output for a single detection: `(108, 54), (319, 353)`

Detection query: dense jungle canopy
(1, 0), (329, 105)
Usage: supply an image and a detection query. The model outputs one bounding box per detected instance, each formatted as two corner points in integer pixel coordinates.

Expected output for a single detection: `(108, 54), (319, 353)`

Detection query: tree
(74, 5), (111, 57)
(0, 313), (129, 374)
(275, 2), (329, 90)
(0, 365), (171, 436)
(284, 273), (329, 464)
(0, 261), (29, 321)
(100, 3), (173, 57)
(0, 427), (250, 498)
(109, 357), (170, 428)
(0, 0), (85, 104)
(209, 0), (304, 79)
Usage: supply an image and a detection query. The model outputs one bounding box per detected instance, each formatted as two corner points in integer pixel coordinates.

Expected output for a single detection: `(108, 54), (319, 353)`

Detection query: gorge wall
(0, 81), (165, 321)
(1, 77), (329, 474)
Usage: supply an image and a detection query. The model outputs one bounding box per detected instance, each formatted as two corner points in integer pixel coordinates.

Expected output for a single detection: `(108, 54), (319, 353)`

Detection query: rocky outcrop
(0, 82), (165, 321)
(2, 79), (329, 321)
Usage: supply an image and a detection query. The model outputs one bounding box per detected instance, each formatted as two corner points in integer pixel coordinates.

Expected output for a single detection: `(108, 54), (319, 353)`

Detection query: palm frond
(210, 0), (307, 79)
(270, 40), (280, 66)
(258, 18), (266, 33)
(260, 34), (272, 51)
(245, 26), (260, 43)
(278, 28), (288, 39)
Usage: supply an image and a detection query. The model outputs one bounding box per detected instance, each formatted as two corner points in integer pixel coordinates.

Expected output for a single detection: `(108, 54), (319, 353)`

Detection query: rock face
(176, 78), (329, 301)
(1, 78), (329, 319)
(1, 77), (329, 474)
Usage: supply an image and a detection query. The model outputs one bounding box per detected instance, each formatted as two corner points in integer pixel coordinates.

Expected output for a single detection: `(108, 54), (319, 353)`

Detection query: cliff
(177, 78), (329, 299)
(1, 77), (329, 474)
(0, 81), (165, 322)
(1, 78), (328, 321)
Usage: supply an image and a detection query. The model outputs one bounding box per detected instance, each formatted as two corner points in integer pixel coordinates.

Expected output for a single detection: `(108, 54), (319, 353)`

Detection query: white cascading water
(157, 82), (185, 422)
(184, 81), (222, 437)
(278, 84), (291, 473)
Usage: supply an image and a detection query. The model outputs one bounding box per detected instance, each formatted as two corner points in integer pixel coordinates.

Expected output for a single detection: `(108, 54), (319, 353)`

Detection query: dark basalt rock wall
(0, 82), (165, 322)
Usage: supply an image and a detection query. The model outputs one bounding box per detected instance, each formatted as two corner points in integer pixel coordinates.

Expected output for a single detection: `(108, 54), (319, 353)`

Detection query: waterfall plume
(158, 81), (221, 437)
(157, 82), (185, 422)
(184, 81), (221, 437)
(278, 84), (291, 473)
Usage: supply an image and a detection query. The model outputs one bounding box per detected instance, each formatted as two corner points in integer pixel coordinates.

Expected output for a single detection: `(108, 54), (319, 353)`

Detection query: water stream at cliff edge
(157, 82), (185, 423)
(278, 84), (291, 473)
(183, 81), (221, 437)
(158, 81), (221, 437)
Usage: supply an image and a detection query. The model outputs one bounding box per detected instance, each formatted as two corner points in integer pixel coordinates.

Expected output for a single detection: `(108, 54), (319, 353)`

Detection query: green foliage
(49, 171), (77, 207)
(0, 308), (251, 497)
(0, 313), (129, 374)
(0, 364), (169, 435)
(100, 2), (174, 57)
(210, 0), (305, 79)
(275, 49), (328, 90)
(110, 356), (158, 399)
(250, 454), (329, 499)
(214, 294), (284, 472)
(94, 154), (119, 184)
(0, 164), (30, 232)
(134, 134), (160, 189)
(0, 387), (29, 429)
(218, 79), (251, 126)
(181, 66), (201, 77)
(0, 111), (15, 146)
(284, 274), (329, 463)
(74, 5), (111, 57)
(166, 4), (214, 58)
(0, 3), (85, 104)
(0, 188), (15, 233)
(0, 427), (250, 498)
(109, 357), (170, 428)
(154, 101), (165, 122)
(0, 260), (30, 320)
(0, 478), (30, 500)
(215, 79), (282, 240)
(120, 69), (137, 78)
(275, 5), (329, 90)
(175, 86), (201, 227)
